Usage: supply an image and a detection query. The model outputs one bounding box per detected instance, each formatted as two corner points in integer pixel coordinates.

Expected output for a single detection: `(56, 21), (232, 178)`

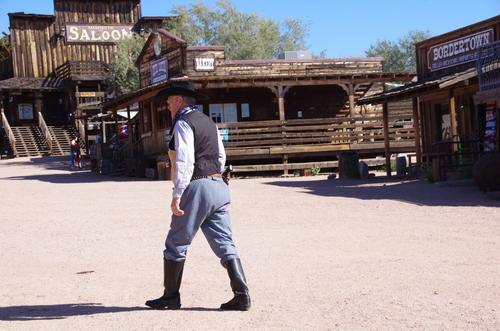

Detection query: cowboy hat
(155, 81), (209, 102)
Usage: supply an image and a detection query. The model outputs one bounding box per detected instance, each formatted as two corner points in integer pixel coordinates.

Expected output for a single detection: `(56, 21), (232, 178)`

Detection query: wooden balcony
(477, 40), (500, 92)
(56, 61), (110, 81)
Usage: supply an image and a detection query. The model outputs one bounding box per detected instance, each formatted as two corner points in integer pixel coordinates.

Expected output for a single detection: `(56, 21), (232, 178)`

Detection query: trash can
(338, 151), (359, 178)
(396, 156), (407, 175)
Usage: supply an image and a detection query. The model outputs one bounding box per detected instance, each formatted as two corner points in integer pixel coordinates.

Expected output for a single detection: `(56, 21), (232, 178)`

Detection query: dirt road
(0, 156), (499, 330)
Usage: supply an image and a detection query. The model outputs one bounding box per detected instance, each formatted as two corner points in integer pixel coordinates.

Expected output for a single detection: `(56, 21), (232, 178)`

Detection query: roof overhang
(102, 71), (416, 111)
(0, 77), (68, 91)
(357, 68), (478, 105)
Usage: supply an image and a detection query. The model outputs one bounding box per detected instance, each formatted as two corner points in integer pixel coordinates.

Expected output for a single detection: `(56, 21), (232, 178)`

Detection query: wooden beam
(412, 97), (422, 171)
(383, 103), (391, 177)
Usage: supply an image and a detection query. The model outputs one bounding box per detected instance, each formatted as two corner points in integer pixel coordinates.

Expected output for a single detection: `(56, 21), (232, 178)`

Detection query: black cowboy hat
(155, 81), (209, 102)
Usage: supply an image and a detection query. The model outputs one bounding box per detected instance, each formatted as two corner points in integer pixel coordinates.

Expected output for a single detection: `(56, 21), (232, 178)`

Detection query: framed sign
(151, 58), (168, 85)
(18, 103), (34, 120)
(65, 24), (134, 44)
(194, 58), (216, 71)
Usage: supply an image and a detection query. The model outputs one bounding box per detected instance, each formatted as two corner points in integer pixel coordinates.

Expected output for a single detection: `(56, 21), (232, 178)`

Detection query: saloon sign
(427, 28), (494, 72)
(65, 24), (134, 43)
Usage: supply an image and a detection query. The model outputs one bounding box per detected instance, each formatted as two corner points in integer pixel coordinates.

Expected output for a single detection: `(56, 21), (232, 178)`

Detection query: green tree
(0, 36), (10, 61)
(163, 0), (312, 60)
(107, 34), (145, 96)
(365, 29), (432, 72)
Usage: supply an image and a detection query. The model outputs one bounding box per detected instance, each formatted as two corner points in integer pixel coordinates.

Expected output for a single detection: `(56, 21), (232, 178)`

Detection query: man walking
(145, 81), (251, 311)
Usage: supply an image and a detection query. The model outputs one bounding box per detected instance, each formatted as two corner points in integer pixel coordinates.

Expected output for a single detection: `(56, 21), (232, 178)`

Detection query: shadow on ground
(264, 177), (498, 207)
(0, 303), (145, 321)
(0, 303), (225, 320)
(0, 155), (153, 183)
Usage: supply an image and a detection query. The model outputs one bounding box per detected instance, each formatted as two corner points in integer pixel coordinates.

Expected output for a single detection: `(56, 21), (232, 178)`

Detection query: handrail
(112, 139), (143, 175)
(76, 119), (86, 142)
(434, 134), (500, 181)
(1, 109), (17, 157)
(140, 119), (415, 157)
(37, 111), (53, 152)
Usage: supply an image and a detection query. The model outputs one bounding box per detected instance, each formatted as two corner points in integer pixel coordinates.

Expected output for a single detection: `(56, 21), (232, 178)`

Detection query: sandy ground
(0, 155), (499, 331)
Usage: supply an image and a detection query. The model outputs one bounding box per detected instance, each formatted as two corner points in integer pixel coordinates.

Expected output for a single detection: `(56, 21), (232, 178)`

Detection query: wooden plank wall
(9, 0), (142, 79)
(138, 31), (187, 88)
(187, 57), (384, 79)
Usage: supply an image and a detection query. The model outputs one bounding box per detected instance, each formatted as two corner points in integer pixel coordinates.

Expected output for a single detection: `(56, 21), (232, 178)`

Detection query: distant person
(70, 134), (82, 169)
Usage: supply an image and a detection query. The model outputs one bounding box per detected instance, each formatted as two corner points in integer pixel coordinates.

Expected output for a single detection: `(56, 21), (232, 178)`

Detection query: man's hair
(182, 96), (197, 105)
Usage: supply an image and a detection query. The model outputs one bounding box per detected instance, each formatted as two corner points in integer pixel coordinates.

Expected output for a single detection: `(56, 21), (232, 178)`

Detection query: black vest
(169, 110), (221, 178)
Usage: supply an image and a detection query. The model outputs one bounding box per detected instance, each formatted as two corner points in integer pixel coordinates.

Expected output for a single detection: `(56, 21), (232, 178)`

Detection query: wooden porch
(139, 116), (415, 174)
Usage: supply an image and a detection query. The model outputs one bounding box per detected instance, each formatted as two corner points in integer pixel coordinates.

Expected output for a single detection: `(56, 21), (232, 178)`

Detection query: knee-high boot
(145, 259), (185, 309)
(220, 258), (251, 311)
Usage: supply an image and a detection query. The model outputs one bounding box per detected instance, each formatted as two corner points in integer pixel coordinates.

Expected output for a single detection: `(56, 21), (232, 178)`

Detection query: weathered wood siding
(188, 57), (384, 78)
(138, 29), (187, 89)
(8, 0), (142, 79)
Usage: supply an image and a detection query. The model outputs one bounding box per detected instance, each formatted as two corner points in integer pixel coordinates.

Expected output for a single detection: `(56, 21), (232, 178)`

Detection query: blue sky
(0, 0), (499, 58)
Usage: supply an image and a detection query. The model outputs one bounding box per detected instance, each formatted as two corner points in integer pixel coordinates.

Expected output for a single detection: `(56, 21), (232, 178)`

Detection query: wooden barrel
(473, 152), (500, 191)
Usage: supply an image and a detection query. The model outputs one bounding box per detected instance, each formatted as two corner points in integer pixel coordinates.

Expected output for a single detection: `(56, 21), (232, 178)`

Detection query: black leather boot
(145, 259), (185, 309)
(220, 258), (251, 311)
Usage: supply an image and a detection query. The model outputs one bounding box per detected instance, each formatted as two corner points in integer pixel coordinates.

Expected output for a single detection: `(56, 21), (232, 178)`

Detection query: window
(209, 104), (237, 123)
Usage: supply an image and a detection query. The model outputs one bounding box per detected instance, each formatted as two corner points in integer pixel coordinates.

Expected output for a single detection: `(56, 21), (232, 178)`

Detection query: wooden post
(449, 94), (457, 152)
(341, 83), (361, 119)
(412, 97), (422, 172)
(127, 105), (132, 148)
(269, 85), (291, 121)
(383, 102), (391, 177)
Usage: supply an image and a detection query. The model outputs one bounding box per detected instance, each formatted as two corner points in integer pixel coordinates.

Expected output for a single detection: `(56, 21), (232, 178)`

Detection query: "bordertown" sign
(65, 24), (134, 44)
(427, 28), (494, 72)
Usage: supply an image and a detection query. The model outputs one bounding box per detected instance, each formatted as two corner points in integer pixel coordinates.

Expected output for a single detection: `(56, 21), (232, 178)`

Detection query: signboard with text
(65, 24), (134, 44)
(18, 103), (34, 120)
(427, 28), (494, 72)
(151, 58), (168, 85)
(194, 58), (216, 71)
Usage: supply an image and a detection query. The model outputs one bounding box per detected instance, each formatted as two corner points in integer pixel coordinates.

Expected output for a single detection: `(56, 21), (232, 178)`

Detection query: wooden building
(103, 29), (416, 175)
(0, 0), (168, 157)
(358, 15), (500, 182)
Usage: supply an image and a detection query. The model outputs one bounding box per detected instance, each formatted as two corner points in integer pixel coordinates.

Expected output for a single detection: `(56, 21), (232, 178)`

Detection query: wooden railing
(1, 110), (17, 157)
(56, 61), (110, 80)
(37, 112), (53, 152)
(140, 117), (415, 160)
(76, 119), (86, 142)
(217, 117), (415, 157)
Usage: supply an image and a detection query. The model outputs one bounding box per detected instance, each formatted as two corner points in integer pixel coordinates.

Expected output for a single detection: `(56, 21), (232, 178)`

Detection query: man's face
(167, 95), (183, 116)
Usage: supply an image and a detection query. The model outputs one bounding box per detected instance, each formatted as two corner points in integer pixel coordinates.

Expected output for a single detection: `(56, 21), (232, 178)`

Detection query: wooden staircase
(8, 126), (86, 157)
(49, 126), (73, 155)
(11, 126), (51, 157)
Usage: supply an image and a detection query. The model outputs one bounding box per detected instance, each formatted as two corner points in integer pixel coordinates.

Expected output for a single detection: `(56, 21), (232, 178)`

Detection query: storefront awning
(357, 68), (478, 105)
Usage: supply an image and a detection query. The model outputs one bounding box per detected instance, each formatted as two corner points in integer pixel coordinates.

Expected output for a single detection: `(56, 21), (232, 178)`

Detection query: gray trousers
(163, 176), (239, 265)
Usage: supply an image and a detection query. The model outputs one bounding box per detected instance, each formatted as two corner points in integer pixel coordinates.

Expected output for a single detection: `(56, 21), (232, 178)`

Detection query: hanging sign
(151, 58), (168, 85)
(119, 125), (129, 138)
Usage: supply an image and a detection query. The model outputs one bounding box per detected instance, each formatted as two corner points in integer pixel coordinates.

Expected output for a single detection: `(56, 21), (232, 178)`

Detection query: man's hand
(171, 197), (185, 216)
